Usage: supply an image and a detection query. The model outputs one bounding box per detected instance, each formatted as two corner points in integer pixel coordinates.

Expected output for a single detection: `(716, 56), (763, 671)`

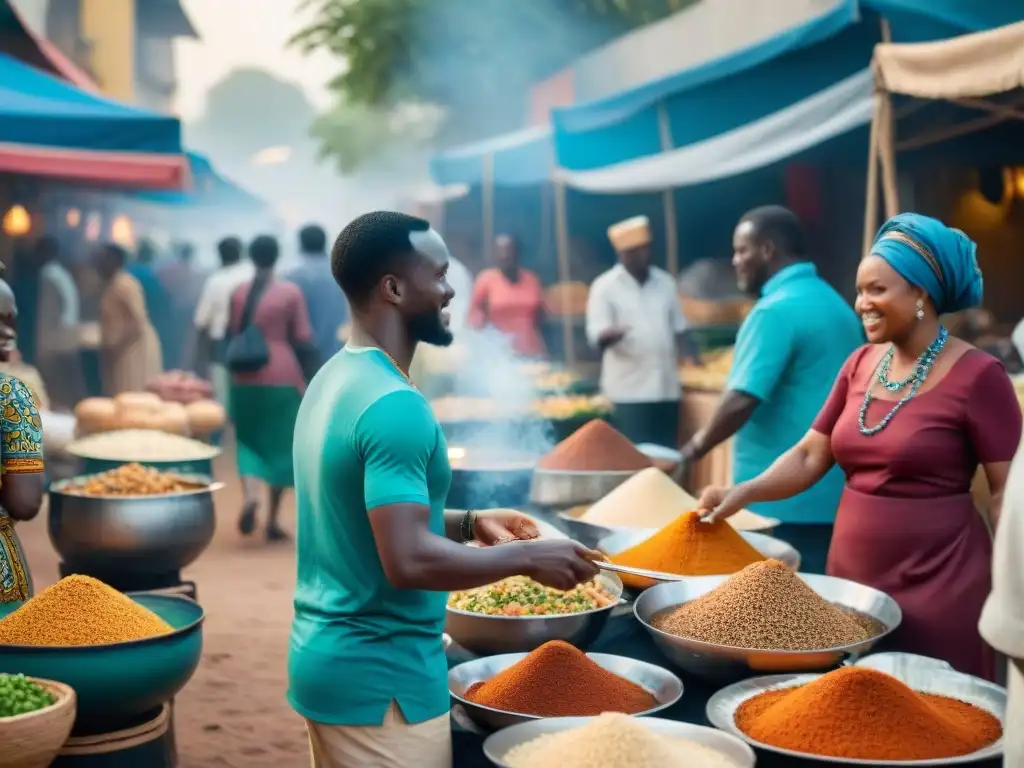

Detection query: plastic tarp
(129, 152), (266, 211)
(552, 0), (1024, 173)
(874, 20), (1024, 99)
(0, 51), (180, 152)
(555, 68), (874, 193)
(429, 125), (552, 188)
(0, 51), (187, 188)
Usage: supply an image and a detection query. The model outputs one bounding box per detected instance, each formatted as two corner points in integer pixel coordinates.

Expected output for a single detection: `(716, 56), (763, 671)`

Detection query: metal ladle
(591, 559), (685, 583)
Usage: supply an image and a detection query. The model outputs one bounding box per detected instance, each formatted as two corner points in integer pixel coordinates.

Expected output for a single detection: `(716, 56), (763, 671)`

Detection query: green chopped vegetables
(0, 673), (57, 718)
(448, 576), (615, 617)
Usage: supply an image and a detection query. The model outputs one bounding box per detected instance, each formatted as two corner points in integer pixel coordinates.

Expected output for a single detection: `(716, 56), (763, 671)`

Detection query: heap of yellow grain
(0, 575), (173, 646)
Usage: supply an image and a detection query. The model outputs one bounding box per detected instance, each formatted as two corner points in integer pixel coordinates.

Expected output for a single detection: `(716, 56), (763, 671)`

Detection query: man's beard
(408, 308), (454, 347)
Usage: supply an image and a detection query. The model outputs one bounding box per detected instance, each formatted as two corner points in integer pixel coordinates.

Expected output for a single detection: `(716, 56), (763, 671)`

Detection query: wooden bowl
(0, 678), (76, 768)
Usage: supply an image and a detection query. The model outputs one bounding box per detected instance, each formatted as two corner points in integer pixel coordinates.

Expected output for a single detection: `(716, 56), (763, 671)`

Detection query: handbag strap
(239, 277), (271, 332)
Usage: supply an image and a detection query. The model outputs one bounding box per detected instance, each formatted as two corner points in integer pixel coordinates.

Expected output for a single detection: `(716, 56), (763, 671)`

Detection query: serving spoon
(591, 559), (685, 583)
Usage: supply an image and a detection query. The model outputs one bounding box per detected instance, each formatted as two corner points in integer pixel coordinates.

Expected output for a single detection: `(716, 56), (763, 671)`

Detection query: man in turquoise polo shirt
(680, 206), (862, 573)
(288, 211), (600, 768)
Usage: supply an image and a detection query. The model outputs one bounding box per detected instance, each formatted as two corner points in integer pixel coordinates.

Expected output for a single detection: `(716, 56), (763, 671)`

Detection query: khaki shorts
(307, 702), (452, 768)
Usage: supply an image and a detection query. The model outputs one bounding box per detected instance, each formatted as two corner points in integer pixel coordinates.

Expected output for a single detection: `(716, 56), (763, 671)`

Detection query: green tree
(293, 0), (697, 146)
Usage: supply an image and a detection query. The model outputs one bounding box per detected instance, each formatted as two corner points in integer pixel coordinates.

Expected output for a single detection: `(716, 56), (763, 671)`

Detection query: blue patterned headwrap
(870, 213), (983, 315)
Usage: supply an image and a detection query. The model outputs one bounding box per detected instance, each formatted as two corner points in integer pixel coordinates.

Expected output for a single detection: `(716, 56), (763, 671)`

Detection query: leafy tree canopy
(293, 0), (696, 144)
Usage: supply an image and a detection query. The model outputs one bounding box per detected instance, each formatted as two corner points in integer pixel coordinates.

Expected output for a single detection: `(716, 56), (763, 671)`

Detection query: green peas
(0, 673), (56, 718)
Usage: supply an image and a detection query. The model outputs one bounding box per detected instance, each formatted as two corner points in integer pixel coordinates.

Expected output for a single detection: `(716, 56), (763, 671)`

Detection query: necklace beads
(858, 326), (948, 436)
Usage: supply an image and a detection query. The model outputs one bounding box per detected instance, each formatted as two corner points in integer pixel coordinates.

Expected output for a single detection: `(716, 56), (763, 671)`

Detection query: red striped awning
(0, 143), (190, 190)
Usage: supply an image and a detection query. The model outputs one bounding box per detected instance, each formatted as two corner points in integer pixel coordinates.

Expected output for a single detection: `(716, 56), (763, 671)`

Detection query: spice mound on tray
(504, 712), (740, 768)
(0, 575), (174, 646)
(610, 512), (764, 589)
(580, 468), (773, 531)
(464, 640), (657, 717)
(63, 462), (206, 497)
(536, 419), (652, 472)
(736, 666), (1002, 760)
(652, 559), (873, 650)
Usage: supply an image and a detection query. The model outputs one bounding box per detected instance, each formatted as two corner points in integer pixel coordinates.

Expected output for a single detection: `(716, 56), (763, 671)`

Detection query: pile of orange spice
(464, 640), (657, 717)
(735, 666), (1002, 761)
(609, 512), (764, 589)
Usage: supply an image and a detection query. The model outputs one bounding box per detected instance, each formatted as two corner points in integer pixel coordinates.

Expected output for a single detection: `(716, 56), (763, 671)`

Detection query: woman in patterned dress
(0, 274), (46, 604)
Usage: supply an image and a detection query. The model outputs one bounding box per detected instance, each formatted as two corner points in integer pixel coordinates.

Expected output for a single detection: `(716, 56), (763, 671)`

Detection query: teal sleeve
(354, 389), (437, 511)
(726, 305), (794, 402)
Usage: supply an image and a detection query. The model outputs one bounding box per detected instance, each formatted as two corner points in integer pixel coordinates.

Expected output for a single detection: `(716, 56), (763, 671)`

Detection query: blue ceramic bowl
(0, 594), (203, 730)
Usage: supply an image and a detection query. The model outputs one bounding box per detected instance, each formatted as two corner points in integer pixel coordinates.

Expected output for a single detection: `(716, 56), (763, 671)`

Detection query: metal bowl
(47, 475), (222, 574)
(445, 572), (623, 656)
(706, 660), (1005, 765)
(449, 651), (683, 731)
(484, 715), (756, 767)
(530, 468), (640, 508)
(554, 506), (618, 548)
(634, 573), (902, 680)
(599, 529), (801, 577)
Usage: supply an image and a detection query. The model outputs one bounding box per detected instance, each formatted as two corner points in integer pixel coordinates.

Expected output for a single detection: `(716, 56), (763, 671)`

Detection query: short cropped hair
(217, 236), (243, 267)
(248, 235), (279, 270)
(104, 243), (128, 268)
(299, 224), (327, 254)
(739, 205), (807, 258)
(331, 211), (430, 303)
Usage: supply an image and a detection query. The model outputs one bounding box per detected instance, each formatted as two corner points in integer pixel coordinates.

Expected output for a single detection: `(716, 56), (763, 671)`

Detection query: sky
(173, 0), (339, 121)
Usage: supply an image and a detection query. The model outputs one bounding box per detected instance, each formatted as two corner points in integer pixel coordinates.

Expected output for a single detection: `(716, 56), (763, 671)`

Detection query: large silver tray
(633, 573), (902, 679)
(706, 655), (1006, 765)
(445, 571), (624, 656)
(599, 529), (801, 579)
(530, 468), (640, 507)
(448, 651), (683, 731)
(484, 716), (755, 767)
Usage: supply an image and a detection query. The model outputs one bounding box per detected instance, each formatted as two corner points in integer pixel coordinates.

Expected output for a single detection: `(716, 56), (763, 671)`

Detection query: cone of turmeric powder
(609, 511), (765, 589)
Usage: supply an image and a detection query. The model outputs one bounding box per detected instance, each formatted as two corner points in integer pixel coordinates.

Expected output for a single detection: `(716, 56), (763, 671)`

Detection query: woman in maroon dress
(699, 213), (1021, 680)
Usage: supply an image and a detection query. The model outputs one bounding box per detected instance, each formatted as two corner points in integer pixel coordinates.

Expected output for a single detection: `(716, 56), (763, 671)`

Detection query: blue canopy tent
(0, 50), (187, 188)
(130, 152), (266, 212)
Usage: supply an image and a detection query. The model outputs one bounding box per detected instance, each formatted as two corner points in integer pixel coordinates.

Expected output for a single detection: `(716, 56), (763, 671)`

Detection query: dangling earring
(915, 299), (925, 321)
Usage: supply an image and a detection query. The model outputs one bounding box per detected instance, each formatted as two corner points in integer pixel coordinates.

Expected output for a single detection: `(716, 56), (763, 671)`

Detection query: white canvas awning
(554, 68), (873, 194)
(874, 20), (1024, 99)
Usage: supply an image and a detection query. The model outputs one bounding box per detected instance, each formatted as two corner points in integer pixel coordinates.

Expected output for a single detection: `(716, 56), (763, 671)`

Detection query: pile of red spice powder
(735, 666), (1002, 761)
(464, 640), (658, 717)
(537, 420), (653, 472)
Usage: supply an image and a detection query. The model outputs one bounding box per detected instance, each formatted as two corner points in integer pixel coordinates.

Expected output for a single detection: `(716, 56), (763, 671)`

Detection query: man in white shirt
(586, 215), (696, 447)
(979, 439), (1024, 766)
(193, 236), (254, 404)
(34, 236), (84, 409)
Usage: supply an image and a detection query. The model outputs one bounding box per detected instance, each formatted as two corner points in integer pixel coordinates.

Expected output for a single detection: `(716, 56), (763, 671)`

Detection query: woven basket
(0, 678), (76, 768)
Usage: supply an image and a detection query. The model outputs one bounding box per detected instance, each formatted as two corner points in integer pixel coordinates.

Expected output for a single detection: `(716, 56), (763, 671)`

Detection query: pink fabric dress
(229, 278), (313, 393)
(813, 345), (1022, 680)
(468, 268), (546, 358)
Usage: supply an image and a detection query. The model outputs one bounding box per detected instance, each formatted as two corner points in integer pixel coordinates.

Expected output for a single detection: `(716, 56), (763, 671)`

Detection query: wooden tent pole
(863, 75), (882, 256)
(657, 102), (679, 274)
(878, 89), (900, 218)
(553, 179), (575, 365)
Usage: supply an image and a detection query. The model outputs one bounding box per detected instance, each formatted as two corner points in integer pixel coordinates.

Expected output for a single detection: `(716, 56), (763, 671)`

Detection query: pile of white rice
(503, 713), (740, 768)
(66, 430), (219, 462)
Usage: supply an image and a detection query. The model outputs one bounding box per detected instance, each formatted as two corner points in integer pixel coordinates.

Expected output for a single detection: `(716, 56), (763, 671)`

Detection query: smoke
(445, 326), (555, 460)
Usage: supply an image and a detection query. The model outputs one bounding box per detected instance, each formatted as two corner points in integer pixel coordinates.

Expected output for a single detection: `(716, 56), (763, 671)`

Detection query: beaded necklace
(858, 326), (948, 437)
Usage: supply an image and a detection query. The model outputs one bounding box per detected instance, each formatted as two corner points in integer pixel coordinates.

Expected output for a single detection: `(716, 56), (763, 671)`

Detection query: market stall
(435, 417), (1007, 767)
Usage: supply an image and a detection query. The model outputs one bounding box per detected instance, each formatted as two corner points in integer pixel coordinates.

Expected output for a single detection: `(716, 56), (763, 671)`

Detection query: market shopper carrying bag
(698, 214), (1021, 681)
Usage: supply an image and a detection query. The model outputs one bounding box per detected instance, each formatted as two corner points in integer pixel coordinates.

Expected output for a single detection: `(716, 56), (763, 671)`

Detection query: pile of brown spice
(537, 420), (652, 472)
(735, 666), (1002, 760)
(651, 559), (875, 650)
(610, 512), (765, 589)
(0, 575), (174, 646)
(464, 640), (658, 717)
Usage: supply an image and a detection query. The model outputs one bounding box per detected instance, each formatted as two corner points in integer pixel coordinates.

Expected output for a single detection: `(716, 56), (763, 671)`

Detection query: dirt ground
(17, 449), (310, 767)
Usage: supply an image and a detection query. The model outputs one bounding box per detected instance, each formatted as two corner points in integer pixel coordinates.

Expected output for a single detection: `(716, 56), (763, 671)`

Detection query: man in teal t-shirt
(680, 206), (862, 573)
(288, 212), (599, 768)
